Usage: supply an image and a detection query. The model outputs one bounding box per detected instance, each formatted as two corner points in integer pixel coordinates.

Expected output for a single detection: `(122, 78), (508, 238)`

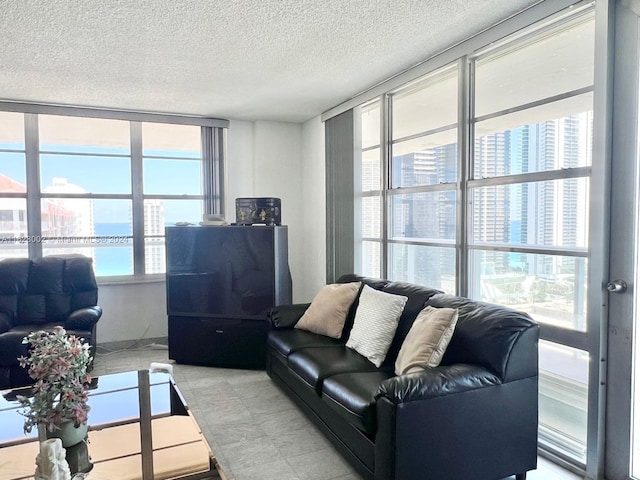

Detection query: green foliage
(16, 326), (92, 434)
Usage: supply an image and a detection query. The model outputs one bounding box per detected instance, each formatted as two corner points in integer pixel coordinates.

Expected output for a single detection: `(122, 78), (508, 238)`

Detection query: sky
(0, 144), (203, 224)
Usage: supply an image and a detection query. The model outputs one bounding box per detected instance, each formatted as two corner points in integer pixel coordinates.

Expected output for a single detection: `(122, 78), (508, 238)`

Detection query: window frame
(0, 103), (228, 281)
(347, 2), (602, 477)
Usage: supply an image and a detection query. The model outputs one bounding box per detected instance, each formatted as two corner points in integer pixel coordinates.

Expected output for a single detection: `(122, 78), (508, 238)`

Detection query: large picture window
(353, 6), (595, 469)
(0, 109), (226, 278)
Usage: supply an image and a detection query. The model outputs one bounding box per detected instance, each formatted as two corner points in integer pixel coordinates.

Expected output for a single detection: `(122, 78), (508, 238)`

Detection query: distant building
(42, 177), (94, 238)
(144, 199), (165, 274)
(0, 174), (86, 259)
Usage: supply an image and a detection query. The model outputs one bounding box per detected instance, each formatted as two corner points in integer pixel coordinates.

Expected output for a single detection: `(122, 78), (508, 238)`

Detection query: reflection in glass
(470, 178), (589, 249)
(39, 115), (130, 154)
(389, 243), (455, 293)
(475, 13), (594, 117)
(468, 250), (587, 331)
(392, 129), (457, 188)
(87, 383), (171, 426)
(390, 190), (456, 242)
(392, 65), (458, 140)
(539, 340), (588, 463)
(474, 97), (593, 178)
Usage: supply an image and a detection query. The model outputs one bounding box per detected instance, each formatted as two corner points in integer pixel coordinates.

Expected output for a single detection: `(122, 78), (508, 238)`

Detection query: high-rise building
(144, 199), (165, 274)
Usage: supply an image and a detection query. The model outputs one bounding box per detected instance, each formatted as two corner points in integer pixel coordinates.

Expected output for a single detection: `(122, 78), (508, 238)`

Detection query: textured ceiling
(0, 0), (541, 123)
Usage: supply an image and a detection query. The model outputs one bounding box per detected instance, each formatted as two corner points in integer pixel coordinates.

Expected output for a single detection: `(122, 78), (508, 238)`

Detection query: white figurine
(35, 438), (72, 480)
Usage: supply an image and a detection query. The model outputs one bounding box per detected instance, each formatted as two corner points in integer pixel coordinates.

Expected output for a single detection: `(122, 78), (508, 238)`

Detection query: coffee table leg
(138, 369), (154, 480)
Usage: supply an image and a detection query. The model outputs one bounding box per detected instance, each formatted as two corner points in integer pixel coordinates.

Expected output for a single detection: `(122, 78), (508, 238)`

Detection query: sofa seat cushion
(322, 370), (394, 435)
(268, 330), (343, 357)
(288, 346), (379, 395)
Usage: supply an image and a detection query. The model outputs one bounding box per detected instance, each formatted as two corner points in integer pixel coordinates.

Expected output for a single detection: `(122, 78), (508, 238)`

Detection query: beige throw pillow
(346, 285), (408, 367)
(395, 306), (459, 375)
(294, 282), (361, 339)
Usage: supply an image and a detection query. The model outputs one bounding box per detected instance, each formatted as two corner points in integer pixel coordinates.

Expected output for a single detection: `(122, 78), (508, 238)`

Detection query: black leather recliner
(266, 274), (539, 480)
(0, 255), (103, 389)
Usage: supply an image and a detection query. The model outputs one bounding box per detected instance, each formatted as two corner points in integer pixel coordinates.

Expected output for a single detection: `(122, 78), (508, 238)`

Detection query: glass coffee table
(0, 370), (226, 480)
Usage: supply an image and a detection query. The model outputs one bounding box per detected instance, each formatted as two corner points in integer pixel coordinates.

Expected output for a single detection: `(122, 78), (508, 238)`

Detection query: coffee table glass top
(0, 370), (174, 445)
(0, 370), (222, 480)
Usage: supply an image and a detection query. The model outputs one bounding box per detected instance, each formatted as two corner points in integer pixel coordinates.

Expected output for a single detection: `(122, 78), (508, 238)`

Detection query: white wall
(226, 120), (305, 301)
(97, 118), (322, 343)
(97, 281), (167, 343)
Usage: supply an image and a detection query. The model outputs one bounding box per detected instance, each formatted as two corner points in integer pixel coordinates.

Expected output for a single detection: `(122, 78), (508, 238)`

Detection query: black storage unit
(165, 225), (291, 368)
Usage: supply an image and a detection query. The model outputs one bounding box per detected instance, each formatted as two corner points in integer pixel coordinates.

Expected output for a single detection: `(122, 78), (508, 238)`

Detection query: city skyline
(357, 110), (592, 330)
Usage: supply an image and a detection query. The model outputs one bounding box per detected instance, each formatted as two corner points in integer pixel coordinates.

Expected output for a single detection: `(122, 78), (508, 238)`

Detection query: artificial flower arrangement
(16, 326), (92, 434)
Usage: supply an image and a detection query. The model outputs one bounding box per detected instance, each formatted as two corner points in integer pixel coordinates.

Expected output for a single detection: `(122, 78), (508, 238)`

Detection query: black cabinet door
(168, 316), (269, 368)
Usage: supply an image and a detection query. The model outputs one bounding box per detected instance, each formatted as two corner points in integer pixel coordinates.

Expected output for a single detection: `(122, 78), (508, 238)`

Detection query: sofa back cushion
(0, 258), (31, 320)
(336, 274), (442, 367)
(431, 294), (538, 381)
(0, 255), (99, 326)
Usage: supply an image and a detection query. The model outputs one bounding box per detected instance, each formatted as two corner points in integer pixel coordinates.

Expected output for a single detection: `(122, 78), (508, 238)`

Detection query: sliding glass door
(470, 12), (594, 464)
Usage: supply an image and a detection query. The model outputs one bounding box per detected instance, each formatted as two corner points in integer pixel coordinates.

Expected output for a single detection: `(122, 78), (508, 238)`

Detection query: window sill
(97, 274), (166, 286)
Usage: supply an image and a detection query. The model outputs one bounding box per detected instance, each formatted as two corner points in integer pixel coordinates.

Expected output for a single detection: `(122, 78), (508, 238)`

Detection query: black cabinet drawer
(168, 316), (269, 369)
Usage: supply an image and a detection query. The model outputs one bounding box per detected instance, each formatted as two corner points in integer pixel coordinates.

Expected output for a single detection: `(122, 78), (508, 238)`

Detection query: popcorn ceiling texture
(0, 0), (539, 122)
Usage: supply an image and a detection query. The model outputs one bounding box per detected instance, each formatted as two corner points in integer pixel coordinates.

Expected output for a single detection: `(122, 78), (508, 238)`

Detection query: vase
(46, 421), (88, 448)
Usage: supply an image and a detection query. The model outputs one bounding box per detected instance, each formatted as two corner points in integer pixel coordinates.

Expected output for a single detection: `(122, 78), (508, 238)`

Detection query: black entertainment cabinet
(165, 225), (291, 368)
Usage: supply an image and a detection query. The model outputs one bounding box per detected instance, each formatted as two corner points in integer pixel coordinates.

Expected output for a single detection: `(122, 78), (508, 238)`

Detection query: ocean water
(94, 223), (133, 276)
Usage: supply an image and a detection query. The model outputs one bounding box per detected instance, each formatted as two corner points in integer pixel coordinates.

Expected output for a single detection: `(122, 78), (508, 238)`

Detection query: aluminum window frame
(349, 1), (602, 476)
(0, 104), (227, 281)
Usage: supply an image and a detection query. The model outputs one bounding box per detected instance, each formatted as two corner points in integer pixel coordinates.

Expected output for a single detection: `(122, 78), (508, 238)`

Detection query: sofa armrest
(375, 364), (501, 404)
(267, 303), (310, 329)
(374, 364), (537, 480)
(66, 306), (103, 331)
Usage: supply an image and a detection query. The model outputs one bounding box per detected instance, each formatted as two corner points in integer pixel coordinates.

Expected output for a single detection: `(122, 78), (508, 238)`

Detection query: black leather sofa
(266, 274), (539, 480)
(0, 255), (103, 389)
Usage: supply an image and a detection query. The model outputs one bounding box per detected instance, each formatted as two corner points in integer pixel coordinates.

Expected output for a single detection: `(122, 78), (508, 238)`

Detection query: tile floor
(91, 345), (582, 480)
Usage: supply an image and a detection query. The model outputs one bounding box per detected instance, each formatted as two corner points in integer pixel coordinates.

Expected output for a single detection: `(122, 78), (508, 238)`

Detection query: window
(471, 13), (593, 463)
(142, 122), (204, 275)
(355, 99), (383, 278)
(0, 109), (226, 278)
(352, 6), (595, 468)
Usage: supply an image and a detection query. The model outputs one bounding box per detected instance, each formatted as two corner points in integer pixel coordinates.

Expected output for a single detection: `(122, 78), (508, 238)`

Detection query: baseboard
(96, 336), (168, 353)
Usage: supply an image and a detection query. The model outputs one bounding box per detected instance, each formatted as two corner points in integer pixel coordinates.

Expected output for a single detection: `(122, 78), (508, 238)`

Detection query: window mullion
(24, 113), (41, 258)
(381, 94), (391, 279)
(458, 57), (471, 297)
(130, 122), (145, 276)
